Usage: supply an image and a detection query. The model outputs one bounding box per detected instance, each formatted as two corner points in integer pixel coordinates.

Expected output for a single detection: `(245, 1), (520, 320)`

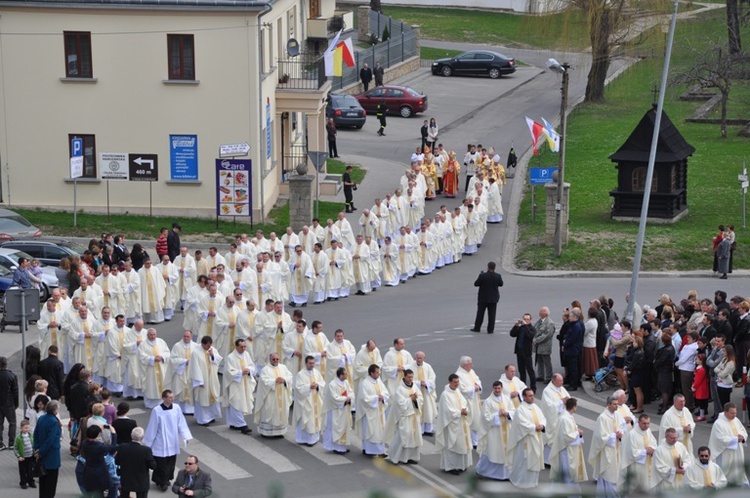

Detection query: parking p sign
(529, 167), (557, 185)
(70, 138), (83, 179)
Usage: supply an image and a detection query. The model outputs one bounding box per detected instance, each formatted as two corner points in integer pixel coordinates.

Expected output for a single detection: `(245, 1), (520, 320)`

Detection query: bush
(382, 26), (390, 42)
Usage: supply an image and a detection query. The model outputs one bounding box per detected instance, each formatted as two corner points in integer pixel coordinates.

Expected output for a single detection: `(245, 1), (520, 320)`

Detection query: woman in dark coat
(81, 425), (117, 498)
(129, 243), (148, 271)
(652, 334), (675, 414)
(625, 335), (646, 413)
(557, 310), (572, 381)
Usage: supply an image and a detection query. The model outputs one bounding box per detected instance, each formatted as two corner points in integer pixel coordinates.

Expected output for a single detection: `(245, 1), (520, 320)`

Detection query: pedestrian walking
(343, 165), (357, 213)
(420, 120), (428, 152)
(717, 236), (730, 279)
(116, 427), (156, 498)
(376, 99), (388, 136)
(14, 420), (36, 489)
(0, 356), (19, 450)
(373, 61), (384, 86)
(33, 400), (62, 498)
(143, 390), (192, 492)
(167, 223), (182, 262)
(326, 117), (338, 158)
(532, 307), (555, 383)
(359, 63), (373, 92)
(37, 346), (64, 401)
(471, 261), (503, 334)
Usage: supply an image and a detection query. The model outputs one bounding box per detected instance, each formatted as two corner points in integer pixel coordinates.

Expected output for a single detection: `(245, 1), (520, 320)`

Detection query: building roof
(609, 105), (695, 163)
(0, 0), (273, 11)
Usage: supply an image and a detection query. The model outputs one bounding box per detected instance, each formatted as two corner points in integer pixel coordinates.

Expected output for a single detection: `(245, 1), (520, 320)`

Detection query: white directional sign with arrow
(219, 143), (251, 158)
(128, 153), (159, 181)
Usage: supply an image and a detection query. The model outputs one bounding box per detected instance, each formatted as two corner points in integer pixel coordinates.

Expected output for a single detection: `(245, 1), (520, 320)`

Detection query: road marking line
(208, 425), (302, 473)
(184, 439), (252, 480)
(282, 430), (352, 466)
(407, 462), (469, 497)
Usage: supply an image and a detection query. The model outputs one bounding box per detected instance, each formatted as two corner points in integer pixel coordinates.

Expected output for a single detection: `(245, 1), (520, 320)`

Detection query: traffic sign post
(739, 162), (747, 229)
(307, 151), (329, 219)
(129, 153), (159, 219)
(70, 138), (83, 227)
(529, 167), (556, 223)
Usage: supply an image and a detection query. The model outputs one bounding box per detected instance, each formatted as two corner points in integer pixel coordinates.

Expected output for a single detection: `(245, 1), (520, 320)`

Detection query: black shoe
(333, 449), (350, 454)
(0, 443), (6, 451)
(720, 274), (728, 279)
(159, 484), (169, 492)
(229, 425), (241, 431)
(407, 459), (418, 464)
(352, 207), (357, 211)
(28, 481), (36, 488)
(487, 331), (494, 334)
(470, 329), (480, 332)
(240, 426), (252, 435)
(448, 469), (461, 475)
(301, 303), (307, 307)
(288, 302), (297, 308)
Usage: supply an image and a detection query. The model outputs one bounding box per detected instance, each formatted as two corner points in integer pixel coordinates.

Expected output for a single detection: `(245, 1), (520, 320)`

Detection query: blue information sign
(265, 100), (272, 160)
(169, 134), (198, 180)
(216, 159), (252, 217)
(529, 167), (557, 185)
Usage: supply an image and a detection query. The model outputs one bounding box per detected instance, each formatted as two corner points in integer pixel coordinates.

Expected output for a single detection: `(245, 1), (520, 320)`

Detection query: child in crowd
(100, 388), (117, 425)
(14, 420), (35, 489)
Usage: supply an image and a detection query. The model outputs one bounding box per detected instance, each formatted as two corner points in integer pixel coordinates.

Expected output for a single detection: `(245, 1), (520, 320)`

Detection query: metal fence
(369, 9), (412, 39)
(277, 53), (327, 91)
(329, 29), (418, 91)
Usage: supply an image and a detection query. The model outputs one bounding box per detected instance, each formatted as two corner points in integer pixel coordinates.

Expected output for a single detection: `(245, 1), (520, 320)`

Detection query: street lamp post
(547, 59), (570, 256)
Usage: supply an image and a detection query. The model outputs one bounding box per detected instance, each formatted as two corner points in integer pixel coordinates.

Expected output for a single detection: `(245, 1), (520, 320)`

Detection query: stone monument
(288, 162), (313, 232)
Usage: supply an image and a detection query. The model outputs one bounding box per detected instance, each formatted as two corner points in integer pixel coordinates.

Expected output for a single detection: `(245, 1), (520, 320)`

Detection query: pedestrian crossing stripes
(281, 431), (351, 466)
(186, 438), (252, 480)
(207, 425), (303, 473)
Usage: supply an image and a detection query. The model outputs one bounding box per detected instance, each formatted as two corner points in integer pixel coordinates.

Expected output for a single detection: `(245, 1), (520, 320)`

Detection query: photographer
(343, 165), (357, 213)
(510, 313), (536, 392)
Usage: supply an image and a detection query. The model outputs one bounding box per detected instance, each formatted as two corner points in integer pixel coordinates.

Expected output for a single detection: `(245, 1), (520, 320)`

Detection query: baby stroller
(593, 358), (619, 392)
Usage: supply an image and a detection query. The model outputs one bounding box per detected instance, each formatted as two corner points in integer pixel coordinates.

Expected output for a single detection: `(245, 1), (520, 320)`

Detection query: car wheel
(489, 67), (501, 79)
(441, 66), (452, 77)
(400, 106), (413, 118)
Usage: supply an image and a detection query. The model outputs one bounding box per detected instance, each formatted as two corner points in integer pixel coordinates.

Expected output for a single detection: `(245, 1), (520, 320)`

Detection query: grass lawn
(515, 9), (750, 271)
(420, 46), (463, 61)
(327, 158), (367, 184)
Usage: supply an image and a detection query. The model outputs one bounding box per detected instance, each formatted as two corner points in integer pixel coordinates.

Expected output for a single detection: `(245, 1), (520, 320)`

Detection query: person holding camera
(471, 261), (503, 334)
(343, 165), (357, 213)
(510, 314), (536, 392)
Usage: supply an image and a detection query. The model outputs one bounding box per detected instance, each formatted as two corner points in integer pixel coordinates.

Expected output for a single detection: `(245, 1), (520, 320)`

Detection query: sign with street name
(219, 142), (250, 158)
(169, 134), (198, 181)
(99, 153), (129, 180)
(529, 167), (557, 185)
(70, 137), (83, 179)
(216, 158), (252, 217)
(128, 153), (159, 182)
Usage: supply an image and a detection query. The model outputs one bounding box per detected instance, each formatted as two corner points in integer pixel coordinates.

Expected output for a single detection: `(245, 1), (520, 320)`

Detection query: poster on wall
(170, 134), (198, 180)
(216, 158), (252, 216)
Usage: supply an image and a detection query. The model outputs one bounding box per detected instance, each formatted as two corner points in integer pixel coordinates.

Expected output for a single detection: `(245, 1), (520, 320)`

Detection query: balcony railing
(276, 54), (327, 91)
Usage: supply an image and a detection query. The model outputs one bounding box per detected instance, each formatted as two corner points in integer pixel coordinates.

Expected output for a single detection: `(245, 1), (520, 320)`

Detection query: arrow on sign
(134, 157), (154, 170)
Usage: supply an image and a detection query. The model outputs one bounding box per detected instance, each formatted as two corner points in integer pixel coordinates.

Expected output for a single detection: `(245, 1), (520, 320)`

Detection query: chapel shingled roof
(610, 105), (695, 163)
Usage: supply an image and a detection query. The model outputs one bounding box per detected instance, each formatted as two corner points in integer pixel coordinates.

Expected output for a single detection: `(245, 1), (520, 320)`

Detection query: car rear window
(406, 88), (421, 97)
(336, 95), (361, 107)
(0, 216), (33, 230)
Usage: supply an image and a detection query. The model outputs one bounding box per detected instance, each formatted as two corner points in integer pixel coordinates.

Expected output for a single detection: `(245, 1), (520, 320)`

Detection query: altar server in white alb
(223, 338), (256, 435)
(508, 387), (546, 488)
(143, 390), (193, 492)
(476, 380), (514, 481)
(322, 367), (354, 454)
(385, 369), (423, 465)
(435, 373), (473, 475)
(189, 335), (222, 427)
(549, 398), (588, 487)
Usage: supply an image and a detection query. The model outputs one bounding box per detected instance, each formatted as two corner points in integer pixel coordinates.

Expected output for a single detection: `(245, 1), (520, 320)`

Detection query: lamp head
(547, 58), (567, 74)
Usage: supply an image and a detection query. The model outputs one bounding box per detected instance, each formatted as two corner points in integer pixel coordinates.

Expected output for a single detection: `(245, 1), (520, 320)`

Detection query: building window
(64, 31), (93, 78)
(69, 134), (96, 178)
(167, 34), (195, 80)
(631, 167), (658, 193)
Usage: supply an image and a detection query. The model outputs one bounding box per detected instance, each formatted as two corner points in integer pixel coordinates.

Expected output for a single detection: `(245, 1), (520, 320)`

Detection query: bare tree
(727, 0), (742, 54)
(370, 0), (382, 14)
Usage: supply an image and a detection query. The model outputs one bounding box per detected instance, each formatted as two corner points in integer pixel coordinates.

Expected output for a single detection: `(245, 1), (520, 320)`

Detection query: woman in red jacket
(692, 353), (710, 421)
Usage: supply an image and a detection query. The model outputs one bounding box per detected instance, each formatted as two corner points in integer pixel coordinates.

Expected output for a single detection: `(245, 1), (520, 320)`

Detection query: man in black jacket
(359, 63), (373, 92)
(510, 314), (536, 392)
(471, 261), (503, 334)
(68, 369), (92, 421)
(0, 356), (19, 450)
(117, 426), (156, 498)
(167, 223), (182, 262)
(37, 346), (65, 400)
(112, 402), (138, 444)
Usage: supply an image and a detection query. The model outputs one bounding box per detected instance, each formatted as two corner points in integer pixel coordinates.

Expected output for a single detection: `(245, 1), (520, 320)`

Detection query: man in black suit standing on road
(471, 261), (503, 334)
(37, 345), (65, 400)
(117, 426), (157, 498)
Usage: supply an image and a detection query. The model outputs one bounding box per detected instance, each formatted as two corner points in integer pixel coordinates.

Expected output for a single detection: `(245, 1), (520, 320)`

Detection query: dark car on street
(431, 50), (516, 79)
(0, 239), (84, 267)
(326, 93), (367, 129)
(355, 85), (428, 118)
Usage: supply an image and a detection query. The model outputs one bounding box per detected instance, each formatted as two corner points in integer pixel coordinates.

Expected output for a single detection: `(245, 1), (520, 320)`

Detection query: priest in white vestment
(589, 395), (627, 496)
(685, 446), (728, 489)
(182, 276), (207, 334)
(550, 398), (588, 486)
(156, 254), (179, 321)
(353, 340), (383, 396)
(38, 299), (63, 365)
(254, 353), (293, 437)
(310, 244), (328, 304)
(335, 212), (356, 251)
(380, 237), (401, 287)
(323, 241), (345, 300)
(366, 236), (380, 291)
(223, 338), (256, 434)
(122, 319), (146, 399)
(292, 356), (326, 445)
(708, 403), (749, 486)
(323, 367), (354, 454)
(414, 352), (437, 434)
(351, 236), (371, 295)
(95, 265), (121, 317)
(394, 228), (413, 282)
(214, 296), (240, 359)
(173, 247), (197, 308)
(356, 364), (390, 457)
(324, 329), (356, 384)
(382, 338), (414, 396)
(67, 306), (98, 371)
(659, 393), (696, 456)
(476, 380), (515, 480)
(508, 388), (546, 488)
(189, 335), (222, 426)
(281, 227), (300, 262)
(435, 374), (473, 474)
(385, 370), (423, 464)
(104, 314), (128, 393)
(283, 319), (310, 380)
(540, 374), (570, 464)
(73, 279), (103, 320)
(653, 428), (692, 490)
(120, 260), (142, 325)
(621, 412), (657, 493)
(91, 307), (116, 385)
(614, 389), (635, 438)
(138, 328), (171, 409)
(166, 331), (199, 415)
(456, 356), (483, 446)
(143, 390), (192, 491)
(302, 320), (330, 378)
(197, 283), (223, 339)
(499, 364), (527, 410)
(288, 246), (314, 307)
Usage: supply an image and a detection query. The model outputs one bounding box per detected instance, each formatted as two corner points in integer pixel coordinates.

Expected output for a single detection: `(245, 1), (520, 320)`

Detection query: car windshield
(5, 250), (34, 264)
(406, 88), (421, 97)
(0, 216), (33, 231)
(67, 243), (87, 254)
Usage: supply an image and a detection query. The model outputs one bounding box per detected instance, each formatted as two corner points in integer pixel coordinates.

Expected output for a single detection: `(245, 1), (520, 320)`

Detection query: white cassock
(486, 180), (503, 223)
(385, 381), (423, 464)
(95, 274), (121, 317)
(508, 401), (546, 488)
(310, 251), (328, 304)
(324, 247), (344, 299)
(588, 409), (626, 496)
(166, 339), (199, 415)
(138, 338), (171, 408)
(621, 425), (657, 493)
(91, 317), (115, 384)
(337, 247), (354, 297)
(262, 311), (293, 366)
(214, 304), (240, 359)
(653, 440), (692, 490)
(156, 261), (179, 321)
(297, 231), (316, 255)
(476, 392), (514, 480)
(292, 368), (326, 445)
(367, 240), (381, 289)
(288, 252), (314, 305)
(302, 331), (330, 378)
(435, 385), (473, 471)
(205, 252), (226, 270)
(67, 315), (98, 371)
(188, 346), (223, 425)
(356, 375), (390, 455)
(173, 253), (196, 303)
(197, 294), (224, 340)
(120, 269), (142, 322)
(540, 382), (569, 463)
(254, 362), (293, 436)
(282, 330), (309, 380)
(122, 327), (146, 398)
(499, 374), (527, 409)
(335, 218), (356, 251)
(281, 232), (300, 261)
(352, 345), (383, 396)
(322, 377), (354, 453)
(382, 347), (414, 396)
(685, 460), (728, 489)
(104, 325), (129, 392)
(73, 287), (103, 320)
(658, 406), (695, 456)
(324, 339), (356, 384)
(414, 362), (437, 434)
(37, 308), (63, 363)
(223, 349), (257, 428)
(235, 308), (258, 348)
(143, 403), (192, 458)
(416, 230), (434, 274)
(182, 284), (206, 334)
(708, 413), (749, 486)
(380, 242), (401, 287)
(351, 242), (371, 293)
(456, 367), (483, 446)
(549, 410), (588, 485)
